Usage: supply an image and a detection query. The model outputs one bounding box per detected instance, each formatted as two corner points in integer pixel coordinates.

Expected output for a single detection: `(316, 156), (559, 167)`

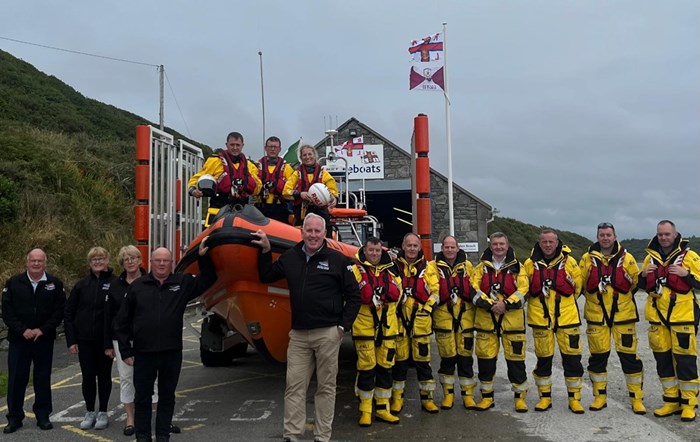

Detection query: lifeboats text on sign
(325, 144), (385, 180)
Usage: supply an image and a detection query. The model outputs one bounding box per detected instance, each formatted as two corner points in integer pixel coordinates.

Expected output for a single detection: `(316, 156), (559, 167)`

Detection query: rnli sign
(325, 144), (385, 180)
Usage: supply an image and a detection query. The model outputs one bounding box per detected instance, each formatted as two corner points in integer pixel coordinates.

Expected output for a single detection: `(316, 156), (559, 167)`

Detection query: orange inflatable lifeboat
(176, 204), (358, 364)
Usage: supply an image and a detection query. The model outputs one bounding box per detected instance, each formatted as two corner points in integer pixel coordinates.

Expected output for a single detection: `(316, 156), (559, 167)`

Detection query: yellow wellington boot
(459, 377), (477, 410)
(514, 390), (528, 413)
(680, 389), (698, 422)
(390, 382), (405, 415)
(654, 378), (681, 417)
(589, 381), (607, 411)
(534, 379), (552, 412)
(626, 374), (646, 415)
(419, 380), (440, 413)
(474, 382), (495, 411)
(566, 377), (584, 414)
(440, 375), (455, 410)
(358, 392), (373, 427)
(374, 390), (400, 425)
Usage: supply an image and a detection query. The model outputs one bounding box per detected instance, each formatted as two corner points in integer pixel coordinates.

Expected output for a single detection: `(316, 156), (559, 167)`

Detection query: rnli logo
(102, 283), (111, 290)
(45, 283), (55, 291)
(317, 260), (329, 271)
(169, 285), (181, 292)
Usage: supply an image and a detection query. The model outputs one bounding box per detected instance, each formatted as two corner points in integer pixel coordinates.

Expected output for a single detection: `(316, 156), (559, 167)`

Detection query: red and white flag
(408, 33), (443, 63)
(408, 32), (444, 92)
(338, 136), (364, 157)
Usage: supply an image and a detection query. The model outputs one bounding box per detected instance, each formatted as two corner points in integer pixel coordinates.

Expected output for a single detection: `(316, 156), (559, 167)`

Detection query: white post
(442, 22), (454, 236)
(259, 51), (266, 145)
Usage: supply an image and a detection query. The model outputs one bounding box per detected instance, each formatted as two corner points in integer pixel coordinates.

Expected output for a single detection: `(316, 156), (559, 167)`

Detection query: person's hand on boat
(300, 191), (311, 202)
(104, 348), (115, 359)
(69, 344), (79, 354)
(328, 196), (337, 208)
(250, 229), (271, 253)
(198, 236), (210, 256)
(191, 189), (203, 198)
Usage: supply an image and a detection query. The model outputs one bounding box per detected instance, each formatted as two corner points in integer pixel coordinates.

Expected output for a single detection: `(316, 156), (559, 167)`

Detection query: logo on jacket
(317, 260), (329, 270)
(169, 285), (181, 291)
(45, 283), (55, 291)
(101, 283), (111, 290)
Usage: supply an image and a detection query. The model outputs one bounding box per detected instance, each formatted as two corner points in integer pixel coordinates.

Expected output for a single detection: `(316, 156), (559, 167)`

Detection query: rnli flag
(408, 32), (444, 92)
(409, 65), (444, 91)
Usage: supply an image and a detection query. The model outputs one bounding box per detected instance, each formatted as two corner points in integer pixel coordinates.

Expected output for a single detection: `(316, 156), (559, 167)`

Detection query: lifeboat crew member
(471, 232), (530, 413)
(639, 220), (700, 422)
(523, 229), (584, 414)
(390, 233), (440, 415)
(432, 235), (477, 410)
(256, 136), (294, 223)
(579, 222), (645, 414)
(187, 131), (262, 226)
(282, 144), (338, 235)
(352, 237), (402, 427)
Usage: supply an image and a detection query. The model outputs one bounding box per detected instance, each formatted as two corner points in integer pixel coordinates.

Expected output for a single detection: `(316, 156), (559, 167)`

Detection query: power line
(164, 70), (192, 138)
(0, 35), (159, 67)
(1, 35), (193, 138)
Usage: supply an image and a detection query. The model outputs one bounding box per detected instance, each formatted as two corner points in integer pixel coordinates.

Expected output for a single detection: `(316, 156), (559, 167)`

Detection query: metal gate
(134, 125), (204, 269)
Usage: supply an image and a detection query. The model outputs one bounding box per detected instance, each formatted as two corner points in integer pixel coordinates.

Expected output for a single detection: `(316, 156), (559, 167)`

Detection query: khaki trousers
(284, 326), (342, 442)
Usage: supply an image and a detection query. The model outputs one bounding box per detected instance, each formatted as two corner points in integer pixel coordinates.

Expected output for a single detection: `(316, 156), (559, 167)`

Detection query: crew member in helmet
(282, 144), (338, 235)
(256, 136), (295, 224)
(188, 132), (262, 226)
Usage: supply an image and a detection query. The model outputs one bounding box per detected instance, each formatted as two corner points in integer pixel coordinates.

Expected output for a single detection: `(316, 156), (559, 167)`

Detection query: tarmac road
(1, 293), (698, 441)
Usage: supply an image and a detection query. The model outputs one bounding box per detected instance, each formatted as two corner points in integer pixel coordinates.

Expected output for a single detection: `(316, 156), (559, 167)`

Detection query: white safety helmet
(197, 174), (217, 197)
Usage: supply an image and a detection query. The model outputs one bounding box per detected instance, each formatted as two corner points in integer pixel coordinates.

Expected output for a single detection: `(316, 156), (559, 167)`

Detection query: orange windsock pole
(134, 125), (151, 269)
(414, 114), (432, 260)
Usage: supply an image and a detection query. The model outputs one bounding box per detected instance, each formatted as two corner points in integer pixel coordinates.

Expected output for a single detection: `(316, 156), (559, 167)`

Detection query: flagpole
(258, 51), (266, 145)
(442, 22), (455, 236)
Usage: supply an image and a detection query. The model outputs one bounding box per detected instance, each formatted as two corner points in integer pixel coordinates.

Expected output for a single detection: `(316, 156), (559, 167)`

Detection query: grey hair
(303, 212), (326, 230)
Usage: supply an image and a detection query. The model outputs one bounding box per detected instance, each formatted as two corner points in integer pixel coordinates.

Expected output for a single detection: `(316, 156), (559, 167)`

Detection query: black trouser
(6, 337), (54, 423)
(77, 339), (113, 412)
(134, 350), (182, 438)
(258, 202), (290, 224)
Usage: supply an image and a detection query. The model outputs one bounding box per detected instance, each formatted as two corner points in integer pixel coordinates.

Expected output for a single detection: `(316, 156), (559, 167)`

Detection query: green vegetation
(488, 216), (593, 262)
(622, 236), (700, 261)
(0, 49), (210, 285)
(0, 371), (6, 397)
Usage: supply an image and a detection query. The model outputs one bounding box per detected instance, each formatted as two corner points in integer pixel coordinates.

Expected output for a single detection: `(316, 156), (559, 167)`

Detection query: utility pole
(159, 65), (164, 130)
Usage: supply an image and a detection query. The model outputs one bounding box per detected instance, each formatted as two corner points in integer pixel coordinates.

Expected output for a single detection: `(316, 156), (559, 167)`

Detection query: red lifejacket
(216, 152), (256, 196)
(530, 259), (575, 297)
(479, 265), (519, 297)
(357, 265), (401, 305)
(397, 259), (431, 304)
(258, 157), (287, 196)
(437, 266), (471, 304)
(296, 164), (322, 192)
(645, 249), (692, 294)
(585, 251), (632, 294)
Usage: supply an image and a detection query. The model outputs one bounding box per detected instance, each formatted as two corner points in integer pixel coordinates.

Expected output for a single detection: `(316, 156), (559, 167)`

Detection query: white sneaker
(80, 411), (97, 429)
(94, 412), (109, 430)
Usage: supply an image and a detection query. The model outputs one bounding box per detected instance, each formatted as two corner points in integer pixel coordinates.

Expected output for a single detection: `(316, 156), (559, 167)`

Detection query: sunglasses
(597, 222), (615, 229)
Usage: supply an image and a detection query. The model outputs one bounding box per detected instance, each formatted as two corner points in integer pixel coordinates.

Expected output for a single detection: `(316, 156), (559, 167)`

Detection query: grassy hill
(488, 216), (592, 262)
(0, 49), (210, 285)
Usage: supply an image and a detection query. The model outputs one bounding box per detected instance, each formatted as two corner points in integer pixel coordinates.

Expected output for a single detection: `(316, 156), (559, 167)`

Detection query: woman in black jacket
(64, 246), (116, 431)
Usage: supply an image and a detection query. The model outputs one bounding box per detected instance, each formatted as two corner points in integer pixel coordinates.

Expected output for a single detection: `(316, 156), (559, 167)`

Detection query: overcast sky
(2, 0), (698, 240)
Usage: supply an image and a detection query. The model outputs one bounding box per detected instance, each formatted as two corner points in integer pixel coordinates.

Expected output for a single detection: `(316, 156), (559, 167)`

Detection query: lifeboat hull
(176, 205), (358, 363)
